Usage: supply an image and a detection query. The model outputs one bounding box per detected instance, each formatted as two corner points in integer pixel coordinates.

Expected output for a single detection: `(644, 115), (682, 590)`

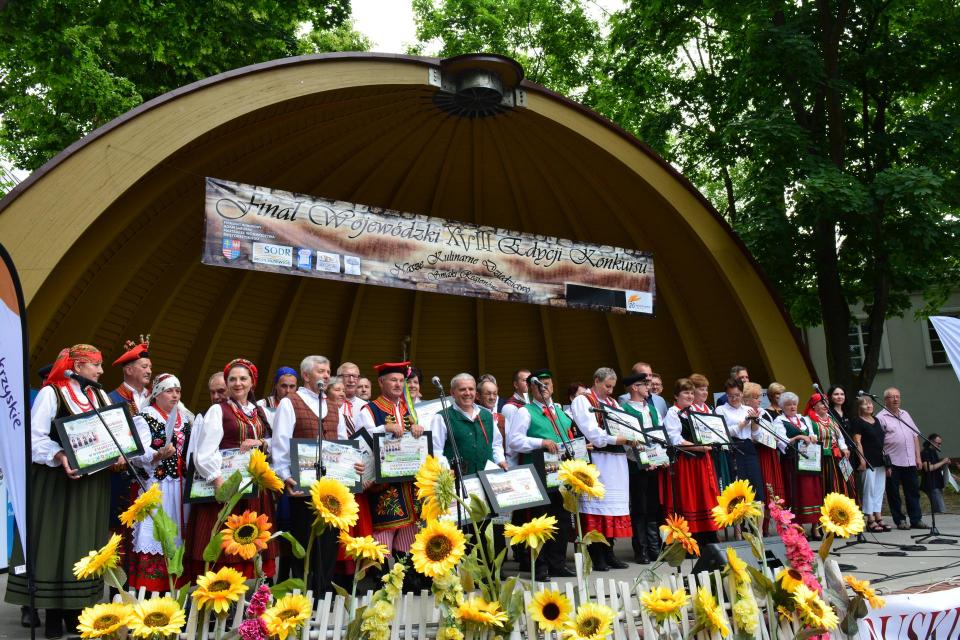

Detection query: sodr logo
(252, 242), (293, 267)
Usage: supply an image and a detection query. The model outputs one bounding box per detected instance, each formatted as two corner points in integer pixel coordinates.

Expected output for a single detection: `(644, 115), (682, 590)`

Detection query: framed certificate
(440, 475), (491, 526)
(291, 439), (363, 493)
(796, 442), (822, 473)
(754, 420), (778, 449)
(531, 437), (590, 491)
(838, 455), (854, 482)
(605, 413), (644, 445)
(54, 403), (144, 475)
(349, 429), (377, 487)
(688, 412), (730, 445)
(477, 465), (550, 514)
(184, 448), (258, 503)
(639, 427), (670, 468)
(372, 430), (433, 482)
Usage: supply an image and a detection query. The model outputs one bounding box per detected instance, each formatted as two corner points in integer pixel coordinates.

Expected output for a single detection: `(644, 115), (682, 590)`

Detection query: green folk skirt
(5, 463), (111, 609)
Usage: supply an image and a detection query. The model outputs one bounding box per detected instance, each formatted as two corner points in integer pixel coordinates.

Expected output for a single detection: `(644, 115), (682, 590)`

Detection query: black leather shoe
(535, 568), (549, 582)
(44, 609), (63, 640)
(634, 551), (649, 565)
(22, 606), (41, 628)
(606, 554), (629, 570)
(550, 565), (576, 577)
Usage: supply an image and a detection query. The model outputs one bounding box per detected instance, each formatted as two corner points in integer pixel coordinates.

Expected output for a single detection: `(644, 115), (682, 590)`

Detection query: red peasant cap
(373, 361), (412, 377)
(112, 335), (150, 367)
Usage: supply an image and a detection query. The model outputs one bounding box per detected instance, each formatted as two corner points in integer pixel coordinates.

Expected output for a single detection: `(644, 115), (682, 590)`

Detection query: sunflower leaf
(270, 578), (305, 599)
(468, 493), (489, 522)
(175, 584), (190, 608)
(746, 566), (773, 597)
(168, 545), (184, 578)
(202, 532), (223, 563)
(278, 531), (306, 559)
(741, 531), (764, 561)
(792, 627), (828, 640)
(216, 470), (243, 503)
(662, 541), (687, 568)
(460, 567), (475, 593)
(151, 509), (179, 559)
(333, 581), (351, 602)
(581, 530), (609, 547)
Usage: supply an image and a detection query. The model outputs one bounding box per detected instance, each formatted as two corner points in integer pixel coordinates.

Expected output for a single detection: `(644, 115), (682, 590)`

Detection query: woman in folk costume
(185, 358), (277, 578)
(127, 374), (192, 591)
(569, 367), (633, 571)
(806, 393), (856, 500)
(689, 373), (731, 493)
(662, 377), (720, 546)
(4, 345), (114, 639)
(775, 392), (823, 538)
(256, 365), (298, 428)
(742, 382), (786, 535)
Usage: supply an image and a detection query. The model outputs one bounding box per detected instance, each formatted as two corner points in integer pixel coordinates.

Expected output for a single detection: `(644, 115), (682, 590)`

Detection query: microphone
(529, 377), (546, 389)
(858, 390), (879, 400)
(588, 406), (605, 414)
(431, 375), (443, 390)
(812, 382), (823, 394)
(65, 370), (103, 390)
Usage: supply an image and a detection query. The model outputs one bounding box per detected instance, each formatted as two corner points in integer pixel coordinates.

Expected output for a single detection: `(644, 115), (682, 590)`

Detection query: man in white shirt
(430, 373), (507, 473)
(337, 361), (366, 432)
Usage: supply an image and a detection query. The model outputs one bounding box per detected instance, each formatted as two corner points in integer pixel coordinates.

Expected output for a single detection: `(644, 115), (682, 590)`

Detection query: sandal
(877, 521), (892, 532)
(867, 523), (884, 533)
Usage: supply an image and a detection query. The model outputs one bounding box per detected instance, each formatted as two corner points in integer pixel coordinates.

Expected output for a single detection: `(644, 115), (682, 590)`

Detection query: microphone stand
(861, 393), (957, 545)
(433, 380), (465, 528)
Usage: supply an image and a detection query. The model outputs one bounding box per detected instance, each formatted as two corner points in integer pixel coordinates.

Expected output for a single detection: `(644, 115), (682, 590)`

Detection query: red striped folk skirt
(659, 454), (719, 533)
(757, 446), (786, 502)
(184, 491), (278, 581)
(128, 552), (192, 592)
(580, 513), (632, 539)
(783, 464), (823, 525)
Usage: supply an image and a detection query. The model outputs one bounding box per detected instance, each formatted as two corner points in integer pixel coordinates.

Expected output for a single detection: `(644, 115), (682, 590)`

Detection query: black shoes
(45, 609), (63, 640)
(21, 606), (41, 628)
(605, 549), (629, 570)
(550, 565), (577, 578)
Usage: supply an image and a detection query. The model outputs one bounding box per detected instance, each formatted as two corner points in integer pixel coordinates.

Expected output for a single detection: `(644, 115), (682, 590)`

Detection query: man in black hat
(505, 369), (576, 580)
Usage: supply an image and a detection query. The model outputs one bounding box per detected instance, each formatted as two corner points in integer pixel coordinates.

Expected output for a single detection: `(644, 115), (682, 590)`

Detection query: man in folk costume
(354, 361), (425, 582)
(271, 355), (344, 593)
(108, 335), (152, 414)
(430, 373), (508, 474)
(505, 369), (576, 580)
(477, 375), (506, 453)
(107, 335), (152, 585)
(498, 368), (530, 420)
(570, 367), (633, 571)
(337, 361), (367, 429)
(620, 372), (666, 564)
(256, 366), (298, 427)
(5, 345), (115, 639)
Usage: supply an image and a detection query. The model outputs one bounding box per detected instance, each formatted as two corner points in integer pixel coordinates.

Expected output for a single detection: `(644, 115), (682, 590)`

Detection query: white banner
(0, 243), (28, 554)
(859, 586), (960, 639)
(930, 316), (960, 386)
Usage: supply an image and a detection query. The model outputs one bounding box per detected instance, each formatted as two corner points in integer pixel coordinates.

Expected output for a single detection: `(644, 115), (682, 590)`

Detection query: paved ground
(1, 514), (958, 638)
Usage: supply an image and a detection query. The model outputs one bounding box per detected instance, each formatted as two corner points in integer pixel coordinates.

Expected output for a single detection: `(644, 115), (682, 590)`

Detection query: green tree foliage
(411, 0), (604, 98)
(0, 0), (362, 171)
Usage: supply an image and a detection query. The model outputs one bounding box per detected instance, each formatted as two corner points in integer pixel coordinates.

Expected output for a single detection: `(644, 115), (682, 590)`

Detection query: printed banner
(202, 178), (656, 315)
(859, 586), (960, 639)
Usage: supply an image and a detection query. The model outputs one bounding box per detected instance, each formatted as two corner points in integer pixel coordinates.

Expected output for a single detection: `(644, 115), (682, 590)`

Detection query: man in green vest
(430, 373), (508, 475)
(505, 369), (576, 580)
(621, 372), (666, 563)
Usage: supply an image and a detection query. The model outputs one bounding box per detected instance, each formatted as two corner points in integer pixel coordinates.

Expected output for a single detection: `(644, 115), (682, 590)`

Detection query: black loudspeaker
(691, 537), (789, 574)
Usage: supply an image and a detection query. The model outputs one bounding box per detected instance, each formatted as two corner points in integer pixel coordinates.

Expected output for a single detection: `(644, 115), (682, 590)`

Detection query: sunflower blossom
(309, 477), (359, 531)
(73, 533), (122, 580)
(793, 584), (839, 630)
(820, 493), (865, 538)
(529, 589), (572, 632)
(340, 530), (389, 565)
(128, 596), (186, 638)
(639, 585), (688, 625)
(712, 479), (763, 528)
(192, 566), (249, 615)
(844, 575), (885, 609)
(693, 587), (730, 638)
(262, 593), (311, 640)
(659, 513), (700, 557)
(410, 519), (466, 578)
(455, 597), (508, 628)
(248, 449), (284, 493)
(220, 510), (271, 560)
(504, 514), (557, 551)
(562, 602), (615, 640)
(77, 602), (132, 639)
(557, 459), (605, 498)
(119, 484), (162, 528)
(416, 455), (456, 520)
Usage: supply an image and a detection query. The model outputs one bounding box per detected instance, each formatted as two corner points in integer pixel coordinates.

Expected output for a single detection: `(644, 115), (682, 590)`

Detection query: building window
(848, 319), (891, 372)
(924, 311), (960, 367)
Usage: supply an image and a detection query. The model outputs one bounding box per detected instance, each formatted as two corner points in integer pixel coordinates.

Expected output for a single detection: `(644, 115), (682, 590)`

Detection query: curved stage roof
(0, 53), (814, 406)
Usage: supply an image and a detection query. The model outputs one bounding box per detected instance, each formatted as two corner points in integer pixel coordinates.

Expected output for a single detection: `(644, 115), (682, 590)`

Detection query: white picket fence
(122, 558), (855, 639)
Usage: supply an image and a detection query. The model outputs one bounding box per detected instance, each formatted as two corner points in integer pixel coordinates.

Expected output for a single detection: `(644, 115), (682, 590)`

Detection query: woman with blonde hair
(767, 382), (786, 417)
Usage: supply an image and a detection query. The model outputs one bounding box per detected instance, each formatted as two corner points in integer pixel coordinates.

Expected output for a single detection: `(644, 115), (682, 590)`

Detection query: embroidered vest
(141, 412), (191, 480)
(288, 393), (325, 440)
(440, 407), (495, 475)
(218, 400), (269, 449)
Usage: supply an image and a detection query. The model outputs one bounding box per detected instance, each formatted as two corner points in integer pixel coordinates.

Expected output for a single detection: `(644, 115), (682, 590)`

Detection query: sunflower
(639, 585), (688, 624)
(528, 590), (572, 632)
(776, 568), (805, 594)
(456, 597), (508, 628)
(192, 566), (249, 615)
(712, 479), (763, 528)
(339, 530), (389, 564)
(557, 459), (605, 498)
(820, 493), (865, 538)
(844, 575), (885, 609)
(119, 484), (162, 528)
(262, 593), (312, 640)
(562, 602), (615, 640)
(220, 510), (272, 560)
(128, 596), (186, 638)
(725, 547), (750, 585)
(73, 533), (122, 579)
(693, 587), (730, 638)
(659, 513), (700, 557)
(410, 519), (466, 577)
(309, 477), (359, 531)
(77, 602), (132, 639)
(248, 449), (284, 493)
(504, 515), (557, 551)
(415, 455), (456, 519)
(793, 584), (839, 630)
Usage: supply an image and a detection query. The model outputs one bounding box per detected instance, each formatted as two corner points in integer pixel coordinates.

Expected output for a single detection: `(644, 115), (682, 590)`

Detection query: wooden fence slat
(619, 581), (641, 640)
